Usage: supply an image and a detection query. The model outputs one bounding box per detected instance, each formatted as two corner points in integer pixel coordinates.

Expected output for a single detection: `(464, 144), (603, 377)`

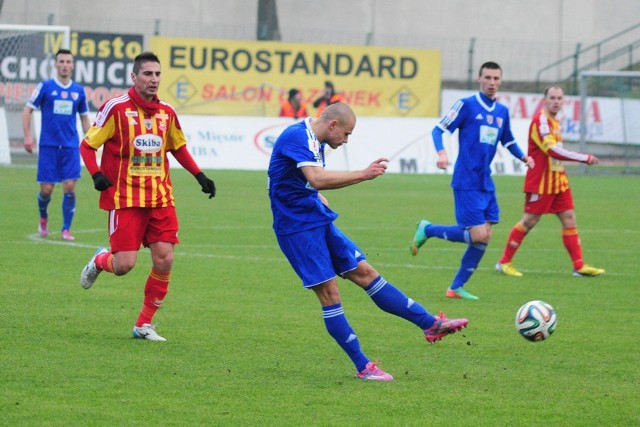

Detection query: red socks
(135, 269), (171, 327)
(562, 227), (584, 270)
(94, 251), (114, 273)
(499, 223), (528, 264)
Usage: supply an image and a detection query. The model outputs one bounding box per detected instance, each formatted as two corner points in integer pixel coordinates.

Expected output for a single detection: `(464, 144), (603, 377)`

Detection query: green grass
(0, 165), (638, 426)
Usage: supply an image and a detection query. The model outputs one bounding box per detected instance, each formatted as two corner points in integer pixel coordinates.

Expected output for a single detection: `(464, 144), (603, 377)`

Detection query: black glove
(92, 172), (113, 192)
(195, 172), (216, 199)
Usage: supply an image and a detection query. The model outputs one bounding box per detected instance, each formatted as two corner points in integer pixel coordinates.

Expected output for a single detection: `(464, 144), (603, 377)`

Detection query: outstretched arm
(548, 145), (598, 164)
(302, 157), (389, 191)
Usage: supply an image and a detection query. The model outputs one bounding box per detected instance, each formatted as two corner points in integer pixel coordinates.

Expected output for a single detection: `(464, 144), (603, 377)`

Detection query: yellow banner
(150, 37), (441, 117)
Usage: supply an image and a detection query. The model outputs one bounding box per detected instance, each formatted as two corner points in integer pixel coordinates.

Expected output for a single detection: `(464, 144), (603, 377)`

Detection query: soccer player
(410, 61), (535, 301)
(268, 102), (468, 381)
(496, 85), (604, 277)
(78, 52), (216, 341)
(23, 49), (91, 241)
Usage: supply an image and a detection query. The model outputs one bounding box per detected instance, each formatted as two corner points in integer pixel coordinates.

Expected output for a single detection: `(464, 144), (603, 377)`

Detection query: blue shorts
(276, 222), (366, 288)
(37, 145), (81, 183)
(453, 189), (499, 228)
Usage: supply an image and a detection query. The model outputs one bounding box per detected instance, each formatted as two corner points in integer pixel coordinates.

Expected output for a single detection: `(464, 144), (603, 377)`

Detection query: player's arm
(547, 144), (597, 164)
(80, 113), (91, 134)
(22, 106), (35, 153)
(504, 140), (535, 169)
(432, 126), (448, 170)
(80, 140), (113, 192)
(301, 157), (388, 190)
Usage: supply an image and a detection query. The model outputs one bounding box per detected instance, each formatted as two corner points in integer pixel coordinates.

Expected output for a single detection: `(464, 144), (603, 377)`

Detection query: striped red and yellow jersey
(524, 110), (570, 195)
(84, 94), (187, 210)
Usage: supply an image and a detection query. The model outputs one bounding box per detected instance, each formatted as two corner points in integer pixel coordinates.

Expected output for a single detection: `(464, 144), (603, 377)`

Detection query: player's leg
(333, 224), (467, 343)
(36, 146), (57, 238)
(60, 147), (82, 240)
(311, 279), (390, 380)
(132, 207), (180, 341)
(410, 219), (470, 255)
(60, 179), (77, 240)
(497, 199), (542, 276)
(37, 183), (54, 237)
(344, 261), (468, 343)
(277, 225), (391, 380)
(446, 191), (494, 300)
(554, 190), (604, 276)
(80, 209), (144, 289)
(131, 241), (173, 342)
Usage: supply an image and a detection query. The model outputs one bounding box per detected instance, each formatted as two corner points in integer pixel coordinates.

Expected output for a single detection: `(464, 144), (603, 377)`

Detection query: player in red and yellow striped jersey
(496, 85), (605, 278)
(79, 52), (216, 341)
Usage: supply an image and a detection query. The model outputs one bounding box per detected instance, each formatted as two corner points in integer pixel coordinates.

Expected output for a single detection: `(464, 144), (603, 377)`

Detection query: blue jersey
(436, 92), (516, 191)
(268, 118), (338, 235)
(27, 78), (89, 148)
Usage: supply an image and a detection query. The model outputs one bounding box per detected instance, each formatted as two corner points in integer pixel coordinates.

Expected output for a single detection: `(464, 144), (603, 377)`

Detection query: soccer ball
(515, 300), (557, 342)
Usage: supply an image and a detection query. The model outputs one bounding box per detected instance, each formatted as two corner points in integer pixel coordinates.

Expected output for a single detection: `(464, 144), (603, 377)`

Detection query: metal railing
(536, 22), (640, 94)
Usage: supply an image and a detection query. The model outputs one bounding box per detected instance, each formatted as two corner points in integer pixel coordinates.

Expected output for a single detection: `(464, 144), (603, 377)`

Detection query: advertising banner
(150, 37), (441, 118)
(0, 30), (143, 111)
(171, 115), (529, 176)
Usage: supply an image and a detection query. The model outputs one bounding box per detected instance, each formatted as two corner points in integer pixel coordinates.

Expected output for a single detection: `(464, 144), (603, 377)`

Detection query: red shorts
(107, 207), (179, 252)
(524, 189), (574, 215)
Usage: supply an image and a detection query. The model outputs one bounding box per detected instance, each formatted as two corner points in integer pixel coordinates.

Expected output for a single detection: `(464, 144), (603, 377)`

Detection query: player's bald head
(321, 102), (355, 125)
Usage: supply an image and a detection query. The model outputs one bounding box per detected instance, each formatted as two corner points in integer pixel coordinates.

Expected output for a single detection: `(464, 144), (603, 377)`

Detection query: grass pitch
(0, 166), (638, 426)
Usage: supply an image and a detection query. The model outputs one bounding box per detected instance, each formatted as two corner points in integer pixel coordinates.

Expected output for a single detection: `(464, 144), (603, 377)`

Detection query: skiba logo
(133, 134), (163, 152)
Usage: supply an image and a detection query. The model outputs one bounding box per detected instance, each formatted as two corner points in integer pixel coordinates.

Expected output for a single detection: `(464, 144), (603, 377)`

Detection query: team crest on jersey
(497, 117), (503, 128)
(61, 91), (68, 99)
(486, 115), (493, 125)
(144, 119), (153, 130)
(71, 92), (79, 100)
(159, 122), (167, 132)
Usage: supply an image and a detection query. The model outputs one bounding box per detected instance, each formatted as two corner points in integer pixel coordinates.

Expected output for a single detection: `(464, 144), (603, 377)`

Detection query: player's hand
(91, 172), (113, 192)
(524, 155), (535, 169)
(24, 137), (35, 154)
(365, 157), (388, 179)
(587, 155), (599, 165)
(195, 172), (216, 199)
(318, 193), (329, 207)
(436, 151), (448, 170)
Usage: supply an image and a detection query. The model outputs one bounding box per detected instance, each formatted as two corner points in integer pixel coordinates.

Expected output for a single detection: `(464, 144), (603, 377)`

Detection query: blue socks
(322, 304), (369, 372)
(364, 276), (435, 330)
(37, 192), (51, 219)
(62, 192), (76, 231)
(450, 242), (487, 290)
(425, 224), (470, 243)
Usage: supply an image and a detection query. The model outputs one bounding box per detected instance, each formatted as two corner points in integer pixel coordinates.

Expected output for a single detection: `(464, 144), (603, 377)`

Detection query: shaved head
(321, 102), (355, 124)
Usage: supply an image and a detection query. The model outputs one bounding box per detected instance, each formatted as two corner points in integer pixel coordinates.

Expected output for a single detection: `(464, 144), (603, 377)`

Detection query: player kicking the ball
(268, 102), (468, 381)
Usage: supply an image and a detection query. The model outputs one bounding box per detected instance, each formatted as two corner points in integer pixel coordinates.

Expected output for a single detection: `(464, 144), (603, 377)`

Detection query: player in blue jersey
(268, 102), (468, 381)
(410, 61), (535, 301)
(23, 49), (91, 241)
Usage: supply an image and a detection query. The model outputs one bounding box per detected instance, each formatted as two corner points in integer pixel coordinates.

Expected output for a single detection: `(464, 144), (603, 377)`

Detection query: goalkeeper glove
(195, 172), (216, 199)
(92, 172), (113, 192)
